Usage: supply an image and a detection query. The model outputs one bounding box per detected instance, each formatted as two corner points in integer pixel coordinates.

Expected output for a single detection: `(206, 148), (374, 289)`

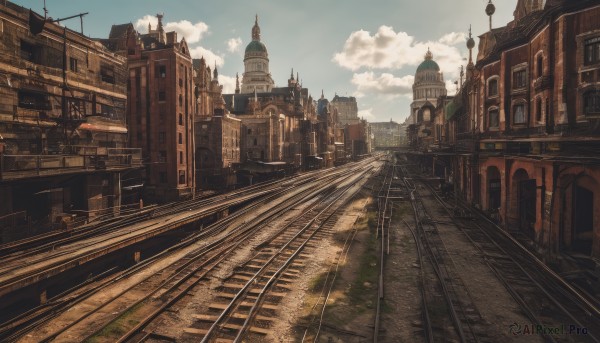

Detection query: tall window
(584, 90), (600, 115)
(513, 104), (527, 124)
(69, 58), (78, 72)
(488, 108), (499, 128)
(536, 98), (543, 122)
(158, 132), (165, 144)
(584, 37), (600, 66)
(488, 79), (499, 97)
(156, 65), (166, 78)
(178, 133), (182, 144)
(513, 69), (527, 89)
(179, 151), (184, 164)
(536, 55), (543, 78)
(179, 113), (183, 125)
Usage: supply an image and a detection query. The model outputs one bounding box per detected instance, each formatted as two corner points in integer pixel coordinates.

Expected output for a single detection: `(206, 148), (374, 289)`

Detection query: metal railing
(0, 147), (142, 180)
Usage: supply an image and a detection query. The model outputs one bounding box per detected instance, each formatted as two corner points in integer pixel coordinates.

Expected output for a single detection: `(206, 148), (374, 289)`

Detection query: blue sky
(18, 0), (516, 123)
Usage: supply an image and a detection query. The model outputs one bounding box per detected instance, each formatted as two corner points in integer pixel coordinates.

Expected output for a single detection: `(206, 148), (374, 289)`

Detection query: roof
(109, 24), (132, 39)
(416, 59), (440, 72)
(245, 40), (267, 53)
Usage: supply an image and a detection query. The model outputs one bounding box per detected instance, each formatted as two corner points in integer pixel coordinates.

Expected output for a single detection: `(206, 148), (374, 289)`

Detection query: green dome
(245, 40), (267, 53)
(416, 59), (440, 72)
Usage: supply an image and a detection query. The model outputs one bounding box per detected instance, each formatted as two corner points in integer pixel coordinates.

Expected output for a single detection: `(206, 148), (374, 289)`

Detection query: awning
(77, 122), (127, 134)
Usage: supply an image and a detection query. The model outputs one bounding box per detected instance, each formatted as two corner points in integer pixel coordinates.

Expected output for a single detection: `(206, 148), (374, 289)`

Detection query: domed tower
(240, 15), (275, 94)
(410, 49), (447, 123)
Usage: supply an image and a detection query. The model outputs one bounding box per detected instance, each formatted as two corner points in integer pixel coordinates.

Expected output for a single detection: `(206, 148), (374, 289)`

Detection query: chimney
(166, 31), (177, 45)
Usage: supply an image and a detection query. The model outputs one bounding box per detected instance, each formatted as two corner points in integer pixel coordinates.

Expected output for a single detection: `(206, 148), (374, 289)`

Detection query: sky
(17, 0), (517, 123)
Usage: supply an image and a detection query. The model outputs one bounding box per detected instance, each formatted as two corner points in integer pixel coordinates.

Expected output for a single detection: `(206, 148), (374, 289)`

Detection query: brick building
(103, 15), (195, 202)
(411, 0), (600, 260)
(0, 2), (142, 241)
(194, 57), (241, 189)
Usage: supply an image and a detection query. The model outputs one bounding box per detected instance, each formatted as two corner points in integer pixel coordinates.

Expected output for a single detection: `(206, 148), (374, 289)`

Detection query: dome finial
(425, 48), (433, 60)
(252, 15), (261, 41)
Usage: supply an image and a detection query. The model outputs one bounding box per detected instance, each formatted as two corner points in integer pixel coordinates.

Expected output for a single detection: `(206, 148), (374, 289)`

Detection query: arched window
(487, 77), (499, 97)
(537, 54), (544, 78)
(488, 107), (499, 128)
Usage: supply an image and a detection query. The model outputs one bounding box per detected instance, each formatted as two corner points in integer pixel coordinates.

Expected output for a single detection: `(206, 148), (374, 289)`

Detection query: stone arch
(509, 168), (536, 237)
(558, 171), (600, 256)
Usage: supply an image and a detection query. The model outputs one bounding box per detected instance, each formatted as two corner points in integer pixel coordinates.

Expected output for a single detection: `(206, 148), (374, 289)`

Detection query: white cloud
(333, 26), (467, 76)
(358, 108), (376, 121)
(351, 72), (414, 97)
(219, 75), (236, 94)
(189, 46), (224, 68)
(439, 32), (466, 46)
(227, 37), (242, 53)
(135, 15), (209, 44)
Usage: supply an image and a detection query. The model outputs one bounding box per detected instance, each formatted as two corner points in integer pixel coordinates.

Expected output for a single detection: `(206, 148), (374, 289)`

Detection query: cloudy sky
(19, 0), (516, 123)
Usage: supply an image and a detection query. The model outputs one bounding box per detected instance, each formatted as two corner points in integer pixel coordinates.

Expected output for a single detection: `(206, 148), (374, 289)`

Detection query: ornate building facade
(240, 16), (274, 94)
(409, 49), (447, 124)
(408, 0), (600, 260)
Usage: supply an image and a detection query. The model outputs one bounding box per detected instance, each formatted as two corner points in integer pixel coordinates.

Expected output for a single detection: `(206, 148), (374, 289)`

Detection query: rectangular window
(158, 91), (166, 101)
(584, 91), (600, 115)
(158, 151), (167, 163)
(488, 79), (498, 97)
(536, 98), (543, 122)
(159, 172), (167, 183)
(20, 40), (37, 63)
(513, 69), (526, 89)
(18, 90), (50, 110)
(100, 65), (115, 84)
(156, 65), (166, 78)
(178, 170), (186, 184)
(179, 113), (183, 125)
(488, 109), (499, 128)
(69, 57), (78, 72)
(179, 151), (184, 164)
(178, 132), (182, 144)
(584, 37), (600, 66)
(513, 104), (527, 124)
(158, 132), (166, 144)
(536, 55), (543, 78)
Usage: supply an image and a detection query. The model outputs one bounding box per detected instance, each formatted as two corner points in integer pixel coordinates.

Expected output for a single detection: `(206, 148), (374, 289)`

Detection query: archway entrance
(573, 185), (593, 255)
(487, 166), (501, 211)
(512, 169), (536, 237)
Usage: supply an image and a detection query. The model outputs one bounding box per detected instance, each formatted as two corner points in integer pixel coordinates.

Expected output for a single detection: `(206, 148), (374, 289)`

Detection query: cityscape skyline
(18, 0), (515, 123)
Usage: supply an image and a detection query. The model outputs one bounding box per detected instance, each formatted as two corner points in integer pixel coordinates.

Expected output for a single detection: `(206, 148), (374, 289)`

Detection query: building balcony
(0, 147), (142, 181)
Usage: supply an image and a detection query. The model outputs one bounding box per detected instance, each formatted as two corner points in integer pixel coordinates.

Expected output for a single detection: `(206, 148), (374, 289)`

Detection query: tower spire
(235, 73), (240, 94)
(213, 62), (218, 79)
(252, 14), (261, 41)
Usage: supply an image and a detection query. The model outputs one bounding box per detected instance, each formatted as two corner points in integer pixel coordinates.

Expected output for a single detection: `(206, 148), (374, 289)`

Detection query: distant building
(193, 57), (241, 190)
(104, 14), (195, 202)
(409, 49), (447, 124)
(0, 2), (142, 242)
(331, 95), (359, 126)
(370, 120), (401, 148)
(240, 16), (274, 94)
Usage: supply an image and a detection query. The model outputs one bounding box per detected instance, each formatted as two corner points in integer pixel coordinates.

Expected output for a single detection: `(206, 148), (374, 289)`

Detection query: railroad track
(401, 162), (600, 343)
(180, 166), (375, 342)
(0, 158), (381, 342)
(397, 164), (486, 343)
